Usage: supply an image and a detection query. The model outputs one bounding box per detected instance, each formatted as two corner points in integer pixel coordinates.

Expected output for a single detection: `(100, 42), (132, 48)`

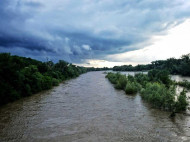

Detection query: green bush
(148, 69), (171, 87)
(175, 90), (188, 112)
(127, 75), (135, 82)
(134, 73), (149, 87)
(52, 78), (60, 86)
(115, 75), (127, 89)
(106, 72), (120, 84)
(125, 82), (138, 94)
(42, 76), (53, 90)
(140, 83), (176, 111)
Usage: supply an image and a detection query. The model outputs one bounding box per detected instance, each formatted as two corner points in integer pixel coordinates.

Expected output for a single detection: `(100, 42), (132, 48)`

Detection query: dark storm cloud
(58, 31), (131, 52)
(0, 0), (190, 64)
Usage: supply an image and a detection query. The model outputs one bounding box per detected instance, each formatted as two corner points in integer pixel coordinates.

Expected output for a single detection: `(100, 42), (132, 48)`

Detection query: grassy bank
(0, 53), (87, 106)
(106, 70), (188, 112)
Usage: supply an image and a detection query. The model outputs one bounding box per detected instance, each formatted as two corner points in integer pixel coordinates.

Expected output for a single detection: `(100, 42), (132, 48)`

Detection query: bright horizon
(77, 19), (190, 68)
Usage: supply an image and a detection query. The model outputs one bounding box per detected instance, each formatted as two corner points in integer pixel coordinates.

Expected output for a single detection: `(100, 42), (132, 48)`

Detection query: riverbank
(0, 53), (87, 106)
(106, 70), (189, 113)
(0, 71), (189, 142)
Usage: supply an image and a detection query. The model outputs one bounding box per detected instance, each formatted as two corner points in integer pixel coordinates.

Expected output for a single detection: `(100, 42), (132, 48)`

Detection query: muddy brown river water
(0, 71), (190, 142)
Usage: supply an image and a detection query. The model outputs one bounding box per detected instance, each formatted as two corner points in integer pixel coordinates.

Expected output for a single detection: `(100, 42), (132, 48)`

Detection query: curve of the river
(0, 71), (190, 142)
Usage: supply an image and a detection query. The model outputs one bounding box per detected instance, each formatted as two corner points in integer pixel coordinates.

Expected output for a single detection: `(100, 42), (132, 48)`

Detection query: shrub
(42, 76), (53, 90)
(156, 70), (171, 87)
(148, 69), (171, 87)
(127, 75), (135, 82)
(106, 72), (120, 84)
(52, 78), (60, 86)
(175, 90), (189, 112)
(115, 75), (127, 89)
(125, 82), (138, 94)
(134, 73), (149, 87)
(140, 83), (176, 110)
(148, 69), (158, 81)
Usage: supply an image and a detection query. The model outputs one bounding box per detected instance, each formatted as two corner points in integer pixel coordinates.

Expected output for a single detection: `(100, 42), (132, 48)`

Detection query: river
(0, 71), (190, 142)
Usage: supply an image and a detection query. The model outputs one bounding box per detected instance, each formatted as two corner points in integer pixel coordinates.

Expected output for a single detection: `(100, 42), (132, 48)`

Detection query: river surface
(0, 71), (190, 142)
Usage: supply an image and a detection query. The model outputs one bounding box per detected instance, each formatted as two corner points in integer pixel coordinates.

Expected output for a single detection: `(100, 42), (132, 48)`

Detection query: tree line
(0, 53), (87, 105)
(86, 67), (111, 71)
(113, 53), (190, 76)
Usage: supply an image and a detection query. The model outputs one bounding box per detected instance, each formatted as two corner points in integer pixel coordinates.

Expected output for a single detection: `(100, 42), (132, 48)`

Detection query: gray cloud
(0, 0), (190, 64)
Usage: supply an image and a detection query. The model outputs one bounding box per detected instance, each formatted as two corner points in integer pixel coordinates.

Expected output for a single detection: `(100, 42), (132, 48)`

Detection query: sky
(0, 0), (190, 67)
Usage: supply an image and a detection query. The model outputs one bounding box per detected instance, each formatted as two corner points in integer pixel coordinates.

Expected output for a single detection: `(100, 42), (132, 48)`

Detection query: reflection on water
(0, 71), (190, 142)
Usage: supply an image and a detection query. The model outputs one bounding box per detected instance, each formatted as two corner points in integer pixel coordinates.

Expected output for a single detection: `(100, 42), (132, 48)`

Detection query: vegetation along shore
(106, 70), (189, 114)
(0, 53), (87, 106)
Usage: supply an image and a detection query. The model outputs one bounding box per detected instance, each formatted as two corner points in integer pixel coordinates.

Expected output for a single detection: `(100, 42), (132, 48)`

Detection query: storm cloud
(0, 0), (190, 64)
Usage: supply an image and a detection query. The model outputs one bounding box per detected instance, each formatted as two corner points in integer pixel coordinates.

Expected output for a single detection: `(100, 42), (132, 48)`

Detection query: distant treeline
(113, 53), (190, 76)
(86, 67), (112, 71)
(0, 53), (87, 105)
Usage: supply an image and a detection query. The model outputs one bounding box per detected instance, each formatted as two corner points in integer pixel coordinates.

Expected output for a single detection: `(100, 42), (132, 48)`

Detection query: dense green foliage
(106, 72), (141, 94)
(106, 72), (121, 84)
(113, 53), (190, 76)
(0, 53), (87, 105)
(175, 90), (189, 112)
(125, 81), (139, 94)
(148, 69), (171, 87)
(115, 74), (128, 89)
(140, 83), (176, 111)
(106, 70), (189, 112)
